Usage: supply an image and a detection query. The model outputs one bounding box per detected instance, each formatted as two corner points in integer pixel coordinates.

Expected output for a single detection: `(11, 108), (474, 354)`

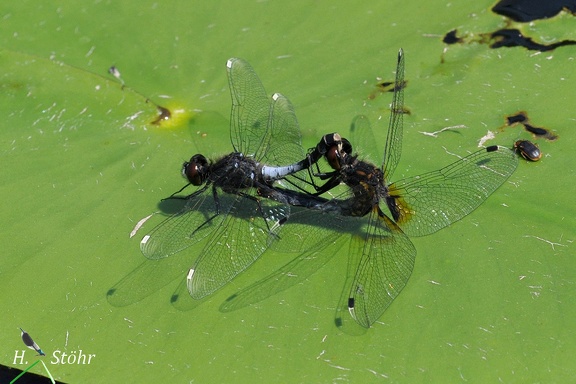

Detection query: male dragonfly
(139, 58), (320, 300)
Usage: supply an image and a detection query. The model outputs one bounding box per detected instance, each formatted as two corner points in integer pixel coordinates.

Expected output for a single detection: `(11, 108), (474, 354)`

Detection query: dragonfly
(227, 49), (519, 328)
(139, 58), (319, 300)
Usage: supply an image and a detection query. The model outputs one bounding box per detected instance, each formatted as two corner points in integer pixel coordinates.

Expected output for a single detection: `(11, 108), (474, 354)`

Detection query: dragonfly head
(324, 134), (353, 171)
(182, 154), (209, 186)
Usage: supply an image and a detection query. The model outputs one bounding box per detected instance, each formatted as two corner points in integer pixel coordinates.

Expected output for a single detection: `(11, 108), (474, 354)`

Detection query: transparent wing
(382, 48), (405, 180)
(181, 59), (299, 299)
(387, 145), (518, 237)
(349, 114), (380, 165)
(262, 92), (315, 190)
(347, 208), (416, 328)
(263, 93), (305, 166)
(109, 250), (192, 307)
(220, 205), (416, 329)
(140, 188), (233, 260)
(186, 194), (289, 299)
(219, 207), (356, 313)
(227, 58), (271, 157)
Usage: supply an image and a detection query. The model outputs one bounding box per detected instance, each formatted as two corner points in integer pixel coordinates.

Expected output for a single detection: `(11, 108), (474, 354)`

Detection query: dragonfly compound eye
(339, 137), (353, 156)
(183, 154), (208, 185)
(325, 145), (344, 170)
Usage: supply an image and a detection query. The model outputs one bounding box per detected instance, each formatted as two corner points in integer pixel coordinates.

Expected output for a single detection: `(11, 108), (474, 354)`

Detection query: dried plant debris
(442, 1), (576, 53)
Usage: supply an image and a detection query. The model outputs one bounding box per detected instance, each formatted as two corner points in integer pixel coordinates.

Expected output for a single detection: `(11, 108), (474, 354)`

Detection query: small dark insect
(19, 328), (46, 356)
(514, 140), (542, 161)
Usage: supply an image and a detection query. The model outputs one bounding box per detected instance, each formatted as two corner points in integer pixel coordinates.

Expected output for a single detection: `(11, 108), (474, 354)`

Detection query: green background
(1, 1), (574, 382)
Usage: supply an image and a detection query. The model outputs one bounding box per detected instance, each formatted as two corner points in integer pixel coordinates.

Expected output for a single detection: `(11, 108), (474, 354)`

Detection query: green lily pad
(1, 1), (574, 383)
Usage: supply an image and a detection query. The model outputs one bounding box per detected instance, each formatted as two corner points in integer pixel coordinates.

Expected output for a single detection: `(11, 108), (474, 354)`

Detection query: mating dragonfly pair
(140, 51), (518, 328)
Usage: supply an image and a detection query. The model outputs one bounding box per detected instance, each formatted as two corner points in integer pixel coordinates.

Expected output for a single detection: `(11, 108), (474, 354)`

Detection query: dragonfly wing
(382, 48), (406, 180)
(349, 115), (381, 166)
(262, 92), (317, 191)
(264, 93), (305, 166)
(226, 58), (270, 156)
(140, 188), (233, 260)
(347, 209), (416, 328)
(187, 194), (289, 299)
(387, 145), (518, 237)
(219, 207), (353, 312)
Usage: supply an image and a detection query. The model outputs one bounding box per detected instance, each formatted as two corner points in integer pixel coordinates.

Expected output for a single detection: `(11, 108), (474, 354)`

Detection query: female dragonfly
(227, 49), (518, 328)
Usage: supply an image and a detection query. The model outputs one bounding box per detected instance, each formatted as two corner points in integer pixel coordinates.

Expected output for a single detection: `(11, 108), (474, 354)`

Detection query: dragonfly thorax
(210, 153), (260, 193)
